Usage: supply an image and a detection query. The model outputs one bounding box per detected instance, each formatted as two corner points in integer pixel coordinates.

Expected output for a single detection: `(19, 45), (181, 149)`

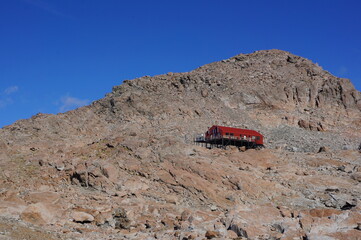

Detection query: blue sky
(1, 0), (360, 127)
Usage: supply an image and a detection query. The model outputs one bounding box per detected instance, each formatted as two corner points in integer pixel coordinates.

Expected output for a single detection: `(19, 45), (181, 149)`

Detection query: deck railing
(194, 133), (258, 143)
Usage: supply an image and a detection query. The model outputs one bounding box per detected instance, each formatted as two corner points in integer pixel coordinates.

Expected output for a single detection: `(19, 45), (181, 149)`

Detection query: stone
(342, 145), (353, 150)
(287, 56), (297, 63)
(337, 165), (346, 172)
(351, 173), (361, 182)
(278, 206), (293, 218)
(0, 200), (27, 219)
(356, 223), (361, 230)
(101, 163), (119, 183)
(210, 205), (218, 211)
(113, 208), (131, 229)
(318, 146), (329, 153)
(201, 89), (209, 97)
(239, 146), (246, 152)
(21, 203), (57, 225)
(71, 211), (94, 223)
(291, 147), (298, 152)
(227, 230), (238, 238)
(94, 210), (114, 226)
(205, 230), (220, 239)
(180, 210), (191, 221)
(228, 224), (248, 238)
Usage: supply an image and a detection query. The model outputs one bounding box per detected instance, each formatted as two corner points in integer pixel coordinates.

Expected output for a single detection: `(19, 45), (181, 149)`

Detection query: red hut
(201, 125), (264, 148)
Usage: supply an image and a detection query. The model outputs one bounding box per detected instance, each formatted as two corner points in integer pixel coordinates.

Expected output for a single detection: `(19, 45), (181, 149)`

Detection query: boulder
(227, 230), (239, 239)
(102, 163), (119, 183)
(113, 208), (131, 229)
(0, 200), (27, 219)
(180, 210), (192, 221)
(71, 211), (94, 223)
(21, 203), (57, 225)
(205, 230), (220, 239)
(351, 173), (361, 182)
(239, 146), (247, 152)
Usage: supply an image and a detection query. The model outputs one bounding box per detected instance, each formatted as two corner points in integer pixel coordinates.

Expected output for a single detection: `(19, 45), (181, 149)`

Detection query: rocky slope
(0, 49), (360, 239)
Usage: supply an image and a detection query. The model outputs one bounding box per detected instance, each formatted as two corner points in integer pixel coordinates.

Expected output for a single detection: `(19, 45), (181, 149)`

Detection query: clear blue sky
(1, 0), (360, 127)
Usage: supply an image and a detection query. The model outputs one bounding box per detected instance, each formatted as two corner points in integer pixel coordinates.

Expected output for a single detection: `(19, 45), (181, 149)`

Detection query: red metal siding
(205, 125), (264, 145)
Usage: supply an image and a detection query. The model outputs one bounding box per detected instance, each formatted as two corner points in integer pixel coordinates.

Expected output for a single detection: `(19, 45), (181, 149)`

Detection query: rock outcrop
(0, 50), (360, 239)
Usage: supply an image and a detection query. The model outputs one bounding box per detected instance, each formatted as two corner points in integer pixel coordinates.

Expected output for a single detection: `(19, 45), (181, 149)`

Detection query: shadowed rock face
(0, 50), (360, 239)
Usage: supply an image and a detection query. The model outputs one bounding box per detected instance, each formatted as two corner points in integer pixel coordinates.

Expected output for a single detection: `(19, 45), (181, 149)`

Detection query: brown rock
(278, 206), (293, 218)
(201, 89), (209, 97)
(113, 208), (131, 229)
(308, 209), (342, 218)
(160, 217), (175, 229)
(356, 223), (361, 230)
(0, 200), (27, 219)
(318, 146), (329, 153)
(351, 173), (361, 182)
(298, 119), (324, 131)
(205, 230), (220, 239)
(71, 211), (94, 223)
(181, 209), (192, 221)
(227, 230), (238, 239)
(239, 146), (246, 152)
(21, 203), (57, 225)
(94, 210), (113, 226)
(102, 163), (119, 182)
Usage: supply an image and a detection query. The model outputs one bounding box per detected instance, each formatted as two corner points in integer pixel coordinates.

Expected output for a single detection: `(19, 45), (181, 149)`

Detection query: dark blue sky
(1, 0), (360, 127)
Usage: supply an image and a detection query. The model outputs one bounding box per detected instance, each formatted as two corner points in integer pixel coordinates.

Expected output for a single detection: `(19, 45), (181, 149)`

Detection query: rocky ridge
(0, 49), (360, 239)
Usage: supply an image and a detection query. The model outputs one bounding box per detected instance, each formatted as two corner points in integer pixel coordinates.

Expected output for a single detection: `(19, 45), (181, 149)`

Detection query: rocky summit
(0, 49), (360, 240)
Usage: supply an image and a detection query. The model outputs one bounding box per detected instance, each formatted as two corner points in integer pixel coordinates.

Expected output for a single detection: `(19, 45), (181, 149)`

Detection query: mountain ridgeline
(0, 50), (360, 239)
